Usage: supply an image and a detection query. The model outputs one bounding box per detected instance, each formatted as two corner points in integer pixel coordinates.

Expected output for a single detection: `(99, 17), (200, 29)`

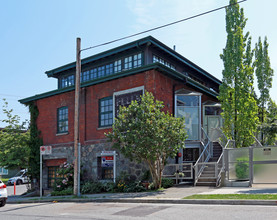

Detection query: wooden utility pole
(74, 37), (81, 196)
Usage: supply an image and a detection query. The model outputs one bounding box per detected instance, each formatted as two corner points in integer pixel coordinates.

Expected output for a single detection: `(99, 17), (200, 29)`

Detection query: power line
(81, 0), (247, 52)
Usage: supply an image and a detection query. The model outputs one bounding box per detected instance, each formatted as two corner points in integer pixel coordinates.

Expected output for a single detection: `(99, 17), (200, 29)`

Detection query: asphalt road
(0, 202), (276, 220)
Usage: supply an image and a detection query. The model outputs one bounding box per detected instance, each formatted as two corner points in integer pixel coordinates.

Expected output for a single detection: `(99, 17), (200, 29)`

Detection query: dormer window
(60, 75), (75, 88)
(124, 53), (142, 70)
(153, 55), (176, 70)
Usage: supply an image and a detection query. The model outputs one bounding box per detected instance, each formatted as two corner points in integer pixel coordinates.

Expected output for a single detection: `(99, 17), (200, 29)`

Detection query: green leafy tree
(0, 99), (30, 170)
(254, 36), (274, 144)
(106, 91), (187, 189)
(218, 0), (258, 147)
(27, 102), (43, 183)
(260, 99), (277, 145)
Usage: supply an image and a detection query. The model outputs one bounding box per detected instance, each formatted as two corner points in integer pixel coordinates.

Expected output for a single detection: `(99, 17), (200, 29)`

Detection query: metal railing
(215, 150), (224, 186)
(253, 136), (263, 147)
(193, 128), (229, 187)
(194, 128), (212, 185)
(162, 163), (193, 184)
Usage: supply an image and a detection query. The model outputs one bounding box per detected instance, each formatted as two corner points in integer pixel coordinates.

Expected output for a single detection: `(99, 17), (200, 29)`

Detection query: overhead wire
(81, 0), (247, 52)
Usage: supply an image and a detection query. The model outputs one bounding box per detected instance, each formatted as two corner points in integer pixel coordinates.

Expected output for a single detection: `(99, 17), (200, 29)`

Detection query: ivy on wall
(27, 102), (43, 181)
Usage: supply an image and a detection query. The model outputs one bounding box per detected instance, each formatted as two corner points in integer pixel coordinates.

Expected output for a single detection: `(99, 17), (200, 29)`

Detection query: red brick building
(20, 36), (222, 188)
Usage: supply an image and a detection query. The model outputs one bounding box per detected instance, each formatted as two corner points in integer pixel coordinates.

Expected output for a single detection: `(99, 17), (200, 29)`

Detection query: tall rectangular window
(57, 107), (68, 133)
(99, 97), (113, 127)
(176, 95), (201, 140)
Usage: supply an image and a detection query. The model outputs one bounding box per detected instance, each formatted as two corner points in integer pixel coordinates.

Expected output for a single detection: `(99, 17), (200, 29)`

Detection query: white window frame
(113, 86), (145, 123)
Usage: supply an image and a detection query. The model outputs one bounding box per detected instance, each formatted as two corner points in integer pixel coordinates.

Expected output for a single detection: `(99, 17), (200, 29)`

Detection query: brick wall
(35, 69), (217, 146)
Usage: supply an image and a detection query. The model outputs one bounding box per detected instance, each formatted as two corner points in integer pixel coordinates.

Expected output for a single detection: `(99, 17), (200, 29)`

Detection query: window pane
(177, 106), (199, 140)
(176, 95), (200, 141)
(177, 95), (199, 106)
(58, 107), (68, 133)
(99, 97), (113, 127)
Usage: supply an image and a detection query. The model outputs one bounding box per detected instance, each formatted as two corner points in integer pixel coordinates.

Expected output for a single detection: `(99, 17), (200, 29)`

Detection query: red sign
(103, 156), (113, 161)
(178, 152), (182, 157)
(101, 156), (114, 167)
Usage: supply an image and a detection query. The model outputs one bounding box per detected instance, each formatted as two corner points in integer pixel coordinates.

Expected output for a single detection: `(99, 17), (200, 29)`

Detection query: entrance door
(207, 115), (222, 141)
(183, 148), (199, 164)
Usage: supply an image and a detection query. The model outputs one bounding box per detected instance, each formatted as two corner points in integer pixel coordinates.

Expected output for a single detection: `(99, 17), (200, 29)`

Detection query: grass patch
(184, 194), (277, 200)
(1, 178), (9, 184)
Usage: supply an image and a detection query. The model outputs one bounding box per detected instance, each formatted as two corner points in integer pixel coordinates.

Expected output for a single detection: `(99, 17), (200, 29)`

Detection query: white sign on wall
(40, 146), (52, 155)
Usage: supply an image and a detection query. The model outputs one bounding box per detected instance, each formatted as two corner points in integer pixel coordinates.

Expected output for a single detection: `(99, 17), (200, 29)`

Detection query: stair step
(203, 167), (215, 171)
(196, 182), (217, 187)
(200, 173), (216, 177)
(198, 178), (216, 182)
(203, 171), (215, 174)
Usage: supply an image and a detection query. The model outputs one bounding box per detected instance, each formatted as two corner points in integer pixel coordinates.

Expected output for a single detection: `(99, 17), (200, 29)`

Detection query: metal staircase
(195, 142), (223, 187)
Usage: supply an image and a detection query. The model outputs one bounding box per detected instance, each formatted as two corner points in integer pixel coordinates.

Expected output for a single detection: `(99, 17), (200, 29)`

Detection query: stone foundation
(42, 142), (148, 189)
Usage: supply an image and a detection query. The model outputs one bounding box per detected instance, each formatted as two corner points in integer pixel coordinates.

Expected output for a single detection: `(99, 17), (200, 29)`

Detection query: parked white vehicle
(0, 180), (7, 207)
(7, 169), (29, 185)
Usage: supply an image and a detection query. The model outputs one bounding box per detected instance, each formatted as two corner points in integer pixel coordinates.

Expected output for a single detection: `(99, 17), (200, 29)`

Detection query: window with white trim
(57, 107), (68, 133)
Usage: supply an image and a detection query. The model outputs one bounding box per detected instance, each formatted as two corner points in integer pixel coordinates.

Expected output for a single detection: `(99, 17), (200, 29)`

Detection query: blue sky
(1, 0), (276, 127)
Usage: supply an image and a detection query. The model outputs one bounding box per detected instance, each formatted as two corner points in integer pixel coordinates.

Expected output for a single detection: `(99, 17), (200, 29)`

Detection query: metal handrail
(194, 128), (212, 185)
(195, 128), (211, 165)
(162, 163), (193, 184)
(254, 136), (263, 147)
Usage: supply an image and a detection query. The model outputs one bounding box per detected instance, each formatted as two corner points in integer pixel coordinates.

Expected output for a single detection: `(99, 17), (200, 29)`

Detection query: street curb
(7, 198), (277, 206)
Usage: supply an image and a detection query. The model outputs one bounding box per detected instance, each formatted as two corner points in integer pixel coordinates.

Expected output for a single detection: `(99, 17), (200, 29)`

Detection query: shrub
(51, 187), (73, 196)
(123, 181), (146, 192)
(54, 162), (74, 192)
(115, 179), (127, 192)
(161, 178), (174, 188)
(141, 170), (151, 182)
(235, 158), (249, 180)
(81, 181), (104, 194)
(102, 182), (116, 193)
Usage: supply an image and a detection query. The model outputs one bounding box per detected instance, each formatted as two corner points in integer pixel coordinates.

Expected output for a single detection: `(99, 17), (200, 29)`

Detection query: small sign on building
(100, 151), (117, 183)
(101, 155), (114, 167)
(263, 148), (271, 156)
(40, 146), (52, 155)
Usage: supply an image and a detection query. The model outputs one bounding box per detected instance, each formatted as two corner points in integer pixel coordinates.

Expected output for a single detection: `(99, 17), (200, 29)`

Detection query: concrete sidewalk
(6, 184), (277, 206)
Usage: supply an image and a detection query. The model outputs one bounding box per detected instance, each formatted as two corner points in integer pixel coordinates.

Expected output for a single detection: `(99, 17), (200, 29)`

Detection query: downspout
(173, 84), (178, 164)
